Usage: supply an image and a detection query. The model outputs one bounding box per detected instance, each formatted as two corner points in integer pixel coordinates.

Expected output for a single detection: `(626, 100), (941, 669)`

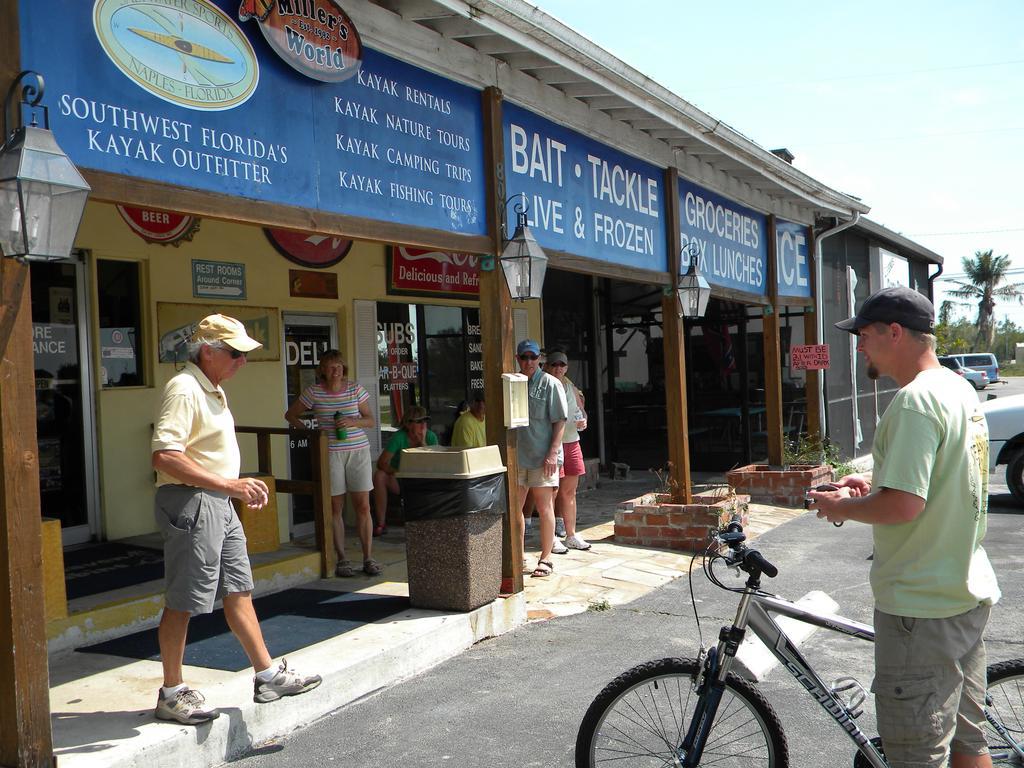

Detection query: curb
(732, 590), (839, 681)
(55, 593), (526, 768)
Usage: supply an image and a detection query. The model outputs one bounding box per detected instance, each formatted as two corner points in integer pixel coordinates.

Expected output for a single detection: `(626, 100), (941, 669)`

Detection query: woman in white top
(545, 350), (591, 551)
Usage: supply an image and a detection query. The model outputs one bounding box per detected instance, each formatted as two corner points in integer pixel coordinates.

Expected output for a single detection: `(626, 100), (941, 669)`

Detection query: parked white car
(938, 355), (988, 390)
(981, 394), (1024, 502)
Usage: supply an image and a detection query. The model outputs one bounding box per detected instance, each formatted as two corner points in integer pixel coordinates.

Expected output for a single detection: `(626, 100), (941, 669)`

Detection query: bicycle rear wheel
(575, 657), (789, 767)
(986, 659), (1024, 766)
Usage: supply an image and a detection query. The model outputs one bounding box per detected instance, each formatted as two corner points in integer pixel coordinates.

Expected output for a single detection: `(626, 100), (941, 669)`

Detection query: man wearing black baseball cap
(810, 286), (999, 767)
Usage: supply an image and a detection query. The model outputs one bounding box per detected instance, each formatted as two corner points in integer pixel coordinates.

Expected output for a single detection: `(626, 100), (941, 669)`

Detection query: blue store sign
(19, 0), (486, 237)
(775, 219), (811, 299)
(678, 178), (768, 296)
(502, 103), (667, 272)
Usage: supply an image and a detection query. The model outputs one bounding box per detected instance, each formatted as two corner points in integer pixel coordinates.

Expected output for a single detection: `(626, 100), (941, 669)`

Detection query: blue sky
(532, 1), (1024, 326)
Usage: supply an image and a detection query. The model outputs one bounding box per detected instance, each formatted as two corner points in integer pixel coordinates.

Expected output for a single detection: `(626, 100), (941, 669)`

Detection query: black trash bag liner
(399, 472), (506, 521)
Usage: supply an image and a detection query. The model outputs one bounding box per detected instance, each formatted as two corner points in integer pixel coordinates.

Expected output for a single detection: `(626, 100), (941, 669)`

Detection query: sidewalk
(48, 475), (804, 768)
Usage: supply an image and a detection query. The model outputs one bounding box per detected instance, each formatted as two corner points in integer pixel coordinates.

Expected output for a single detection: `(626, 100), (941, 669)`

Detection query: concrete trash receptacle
(397, 446), (507, 612)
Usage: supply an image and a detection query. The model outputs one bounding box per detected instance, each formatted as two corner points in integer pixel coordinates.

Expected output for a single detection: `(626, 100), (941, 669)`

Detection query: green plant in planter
(650, 462), (734, 501)
(783, 434), (856, 479)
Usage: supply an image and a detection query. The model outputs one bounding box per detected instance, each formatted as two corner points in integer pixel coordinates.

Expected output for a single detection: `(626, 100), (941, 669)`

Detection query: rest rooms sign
(20, 0), (486, 237)
(503, 102), (667, 272)
(678, 178), (768, 296)
(193, 259), (246, 299)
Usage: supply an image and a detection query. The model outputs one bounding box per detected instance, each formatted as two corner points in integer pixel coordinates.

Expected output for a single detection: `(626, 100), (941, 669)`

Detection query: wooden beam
(1, 14), (56, 763)
(764, 217), (785, 465)
(0, 259), (54, 768)
(82, 170), (493, 256)
(804, 226), (822, 443)
(480, 87), (522, 593)
(661, 168), (692, 504)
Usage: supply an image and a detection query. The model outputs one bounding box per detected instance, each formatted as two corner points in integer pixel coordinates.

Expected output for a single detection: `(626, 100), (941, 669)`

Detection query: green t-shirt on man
(870, 367), (1000, 618)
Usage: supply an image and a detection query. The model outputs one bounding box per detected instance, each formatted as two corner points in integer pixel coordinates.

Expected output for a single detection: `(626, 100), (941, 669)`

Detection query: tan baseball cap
(193, 314), (262, 352)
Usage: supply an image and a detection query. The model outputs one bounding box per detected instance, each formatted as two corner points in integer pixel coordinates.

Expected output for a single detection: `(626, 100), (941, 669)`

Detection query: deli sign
(387, 246), (480, 298)
(239, 0), (363, 83)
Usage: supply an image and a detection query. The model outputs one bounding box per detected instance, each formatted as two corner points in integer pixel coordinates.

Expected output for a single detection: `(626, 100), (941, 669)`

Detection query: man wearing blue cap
(809, 287), (999, 768)
(515, 339), (568, 577)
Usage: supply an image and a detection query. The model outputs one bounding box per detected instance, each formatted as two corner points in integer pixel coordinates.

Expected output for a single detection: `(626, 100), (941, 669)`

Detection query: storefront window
(97, 260), (144, 388)
(375, 302), (481, 444)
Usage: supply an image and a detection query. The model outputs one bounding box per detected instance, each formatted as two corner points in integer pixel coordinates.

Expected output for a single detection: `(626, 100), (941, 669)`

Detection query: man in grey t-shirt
(515, 339), (568, 578)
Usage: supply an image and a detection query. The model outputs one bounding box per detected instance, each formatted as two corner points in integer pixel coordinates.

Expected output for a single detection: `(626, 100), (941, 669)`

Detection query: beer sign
(116, 205), (200, 246)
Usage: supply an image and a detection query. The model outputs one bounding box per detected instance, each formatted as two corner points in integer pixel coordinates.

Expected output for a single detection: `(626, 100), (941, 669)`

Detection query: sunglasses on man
(518, 353), (538, 361)
(227, 348), (246, 359)
(408, 417), (430, 423)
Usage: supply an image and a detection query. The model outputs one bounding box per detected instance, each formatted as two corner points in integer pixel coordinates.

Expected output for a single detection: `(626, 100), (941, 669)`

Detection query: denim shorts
(155, 484), (254, 615)
(872, 604), (991, 766)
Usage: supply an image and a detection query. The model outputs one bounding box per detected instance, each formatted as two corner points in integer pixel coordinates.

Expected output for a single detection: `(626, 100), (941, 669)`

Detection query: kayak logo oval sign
(93, 0), (259, 111)
(240, 0), (362, 83)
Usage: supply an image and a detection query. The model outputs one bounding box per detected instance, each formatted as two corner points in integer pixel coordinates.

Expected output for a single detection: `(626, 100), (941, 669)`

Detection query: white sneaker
(564, 534), (592, 550)
(554, 518), (567, 538)
(154, 687), (219, 725)
(551, 537), (568, 555)
(254, 660), (323, 703)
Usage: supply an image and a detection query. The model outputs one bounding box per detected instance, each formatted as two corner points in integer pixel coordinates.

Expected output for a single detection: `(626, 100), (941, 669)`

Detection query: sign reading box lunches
(776, 219), (811, 299)
(502, 103), (667, 272)
(678, 178), (768, 296)
(20, 0), (486, 237)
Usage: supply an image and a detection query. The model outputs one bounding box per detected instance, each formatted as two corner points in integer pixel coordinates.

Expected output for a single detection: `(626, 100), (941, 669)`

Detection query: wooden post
(804, 227), (822, 444)
(662, 169), (692, 504)
(764, 217), (785, 465)
(480, 87), (522, 593)
(309, 432), (335, 578)
(0, 257), (55, 768)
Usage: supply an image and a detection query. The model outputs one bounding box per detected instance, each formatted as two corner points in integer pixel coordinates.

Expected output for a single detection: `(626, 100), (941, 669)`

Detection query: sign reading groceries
(387, 246), (480, 298)
(791, 344), (830, 370)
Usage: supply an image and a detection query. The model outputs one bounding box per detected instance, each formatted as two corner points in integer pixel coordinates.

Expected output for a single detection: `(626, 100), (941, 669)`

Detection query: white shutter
(353, 299), (382, 459)
(513, 308), (529, 347)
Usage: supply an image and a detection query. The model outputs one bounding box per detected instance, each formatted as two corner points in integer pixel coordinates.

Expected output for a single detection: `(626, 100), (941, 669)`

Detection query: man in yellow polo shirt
(810, 287), (999, 768)
(151, 314), (321, 725)
(451, 393), (486, 448)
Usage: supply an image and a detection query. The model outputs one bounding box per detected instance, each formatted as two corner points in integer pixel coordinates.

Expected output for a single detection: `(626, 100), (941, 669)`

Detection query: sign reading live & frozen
(502, 103), (667, 272)
(678, 178), (768, 296)
(19, 0), (486, 237)
(387, 246), (480, 298)
(776, 219), (811, 299)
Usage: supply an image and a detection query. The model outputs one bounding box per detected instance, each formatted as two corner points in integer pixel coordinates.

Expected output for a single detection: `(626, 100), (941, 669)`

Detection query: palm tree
(947, 250), (1023, 349)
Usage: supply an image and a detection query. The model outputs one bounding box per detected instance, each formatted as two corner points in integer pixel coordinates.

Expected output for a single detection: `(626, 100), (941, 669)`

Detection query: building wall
(77, 201), (540, 541)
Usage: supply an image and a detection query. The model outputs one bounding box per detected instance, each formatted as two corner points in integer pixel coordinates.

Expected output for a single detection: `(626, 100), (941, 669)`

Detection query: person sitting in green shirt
(372, 406), (438, 535)
(451, 393), (486, 448)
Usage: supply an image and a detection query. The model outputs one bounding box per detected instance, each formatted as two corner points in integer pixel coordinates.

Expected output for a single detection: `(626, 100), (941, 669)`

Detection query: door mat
(63, 542), (165, 601)
(77, 589), (411, 671)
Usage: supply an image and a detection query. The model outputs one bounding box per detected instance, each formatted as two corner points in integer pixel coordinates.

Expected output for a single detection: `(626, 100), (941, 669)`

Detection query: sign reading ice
(503, 103), (666, 272)
(678, 178), (768, 296)
(776, 219), (811, 299)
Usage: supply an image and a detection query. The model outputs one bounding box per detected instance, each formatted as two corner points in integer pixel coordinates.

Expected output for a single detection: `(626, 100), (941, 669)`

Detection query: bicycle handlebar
(716, 520), (778, 579)
(744, 549), (778, 578)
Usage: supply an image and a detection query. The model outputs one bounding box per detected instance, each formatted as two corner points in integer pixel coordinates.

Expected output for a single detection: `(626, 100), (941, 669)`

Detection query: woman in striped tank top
(285, 350), (382, 577)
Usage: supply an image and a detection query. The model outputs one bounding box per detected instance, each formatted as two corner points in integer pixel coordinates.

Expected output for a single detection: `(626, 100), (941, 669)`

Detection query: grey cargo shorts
(155, 484), (254, 615)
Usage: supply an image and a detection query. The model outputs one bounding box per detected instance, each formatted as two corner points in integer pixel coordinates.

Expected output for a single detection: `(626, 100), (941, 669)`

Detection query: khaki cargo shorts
(872, 603), (991, 767)
(155, 484), (254, 615)
(517, 466), (560, 488)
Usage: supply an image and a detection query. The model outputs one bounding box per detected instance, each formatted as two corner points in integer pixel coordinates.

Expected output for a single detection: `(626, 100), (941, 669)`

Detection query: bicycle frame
(693, 584), (888, 767)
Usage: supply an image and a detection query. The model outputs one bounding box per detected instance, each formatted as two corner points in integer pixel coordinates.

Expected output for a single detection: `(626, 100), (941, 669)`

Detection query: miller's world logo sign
(239, 0), (363, 83)
(93, 0), (260, 111)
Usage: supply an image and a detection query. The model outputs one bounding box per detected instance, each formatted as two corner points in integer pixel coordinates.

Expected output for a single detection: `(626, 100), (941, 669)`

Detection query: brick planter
(614, 492), (749, 553)
(725, 464), (834, 507)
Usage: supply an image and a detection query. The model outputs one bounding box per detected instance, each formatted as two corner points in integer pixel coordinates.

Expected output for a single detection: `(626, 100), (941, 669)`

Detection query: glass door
(283, 314), (338, 538)
(31, 257), (100, 545)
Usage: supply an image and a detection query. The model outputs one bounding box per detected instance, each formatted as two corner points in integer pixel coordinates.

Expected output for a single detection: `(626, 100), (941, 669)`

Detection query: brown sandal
(363, 558), (383, 576)
(531, 559), (553, 578)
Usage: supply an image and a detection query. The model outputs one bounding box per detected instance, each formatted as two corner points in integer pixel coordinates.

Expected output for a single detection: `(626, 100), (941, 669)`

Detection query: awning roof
(369, 0), (871, 219)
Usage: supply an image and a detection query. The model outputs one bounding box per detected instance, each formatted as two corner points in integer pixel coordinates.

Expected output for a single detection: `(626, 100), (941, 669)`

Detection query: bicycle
(575, 517), (1024, 767)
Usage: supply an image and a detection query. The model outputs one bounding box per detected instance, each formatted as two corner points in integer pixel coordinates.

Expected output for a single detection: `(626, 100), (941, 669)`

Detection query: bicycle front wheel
(575, 657), (789, 767)
(986, 659), (1024, 766)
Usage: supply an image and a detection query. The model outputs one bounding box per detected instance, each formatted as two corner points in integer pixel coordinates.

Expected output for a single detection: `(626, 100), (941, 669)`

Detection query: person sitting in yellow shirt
(451, 393), (486, 448)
